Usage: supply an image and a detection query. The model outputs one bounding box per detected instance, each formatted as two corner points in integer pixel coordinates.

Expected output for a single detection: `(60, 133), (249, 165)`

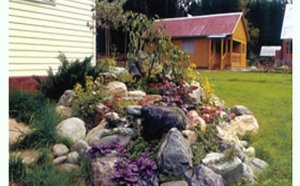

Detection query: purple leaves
(86, 143), (126, 158)
(112, 155), (158, 186)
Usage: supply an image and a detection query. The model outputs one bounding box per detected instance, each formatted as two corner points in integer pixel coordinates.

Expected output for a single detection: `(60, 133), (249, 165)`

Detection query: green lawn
(199, 71), (292, 186)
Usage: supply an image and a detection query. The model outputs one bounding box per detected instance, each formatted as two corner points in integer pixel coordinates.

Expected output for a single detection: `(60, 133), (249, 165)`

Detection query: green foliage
(22, 163), (71, 186)
(158, 173), (184, 183)
(96, 57), (117, 72)
(9, 155), (26, 183)
(79, 156), (93, 186)
(124, 12), (190, 84)
(9, 89), (47, 124)
(10, 102), (66, 150)
(36, 146), (52, 165)
(126, 137), (160, 160)
(72, 76), (107, 130)
(34, 52), (98, 101)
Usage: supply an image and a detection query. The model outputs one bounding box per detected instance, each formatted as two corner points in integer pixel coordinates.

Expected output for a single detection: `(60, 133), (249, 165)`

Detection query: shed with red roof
(155, 12), (249, 70)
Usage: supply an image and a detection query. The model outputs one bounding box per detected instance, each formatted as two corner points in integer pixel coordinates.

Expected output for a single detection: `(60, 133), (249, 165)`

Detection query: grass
(199, 71), (292, 186)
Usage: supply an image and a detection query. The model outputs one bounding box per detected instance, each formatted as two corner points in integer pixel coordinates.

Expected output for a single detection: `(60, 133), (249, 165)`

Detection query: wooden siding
(9, 0), (95, 76)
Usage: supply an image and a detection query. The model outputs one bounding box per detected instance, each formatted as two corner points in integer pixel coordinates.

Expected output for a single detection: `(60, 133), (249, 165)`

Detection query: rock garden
(9, 4), (268, 185)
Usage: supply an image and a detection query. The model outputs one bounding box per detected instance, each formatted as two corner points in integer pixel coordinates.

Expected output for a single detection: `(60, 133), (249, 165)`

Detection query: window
(182, 39), (195, 53)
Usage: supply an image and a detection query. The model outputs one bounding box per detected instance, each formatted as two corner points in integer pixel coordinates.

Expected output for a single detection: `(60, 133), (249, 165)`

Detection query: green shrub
(34, 52), (99, 101)
(72, 76), (107, 130)
(22, 163), (71, 186)
(126, 137), (160, 160)
(9, 89), (47, 124)
(10, 102), (68, 150)
(95, 57), (117, 72)
(9, 155), (26, 183)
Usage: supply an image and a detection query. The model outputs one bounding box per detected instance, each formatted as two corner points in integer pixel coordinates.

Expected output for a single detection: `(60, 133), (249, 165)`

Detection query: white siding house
(9, 0), (96, 77)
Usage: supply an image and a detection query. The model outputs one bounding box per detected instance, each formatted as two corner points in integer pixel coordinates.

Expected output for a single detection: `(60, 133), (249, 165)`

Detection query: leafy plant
(104, 95), (139, 117)
(199, 106), (222, 124)
(72, 76), (107, 130)
(158, 79), (198, 113)
(112, 155), (158, 186)
(125, 137), (160, 160)
(34, 52), (98, 101)
(9, 155), (26, 183)
(86, 144), (126, 158)
(9, 89), (47, 124)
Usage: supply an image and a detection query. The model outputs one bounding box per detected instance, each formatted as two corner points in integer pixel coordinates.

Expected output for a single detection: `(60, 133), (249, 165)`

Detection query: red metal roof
(155, 12), (243, 38)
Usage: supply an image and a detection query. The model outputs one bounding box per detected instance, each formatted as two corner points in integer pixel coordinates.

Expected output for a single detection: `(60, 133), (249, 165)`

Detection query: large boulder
(127, 105), (188, 140)
(157, 128), (193, 177)
(188, 165), (224, 186)
(105, 81), (128, 97)
(91, 134), (131, 147)
(231, 105), (253, 116)
(91, 157), (119, 186)
(202, 152), (243, 186)
(216, 122), (241, 145)
(56, 117), (86, 143)
(57, 89), (75, 107)
(230, 115), (259, 137)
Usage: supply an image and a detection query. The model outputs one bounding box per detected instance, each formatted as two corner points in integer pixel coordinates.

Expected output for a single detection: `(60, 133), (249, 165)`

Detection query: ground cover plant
(200, 71), (292, 186)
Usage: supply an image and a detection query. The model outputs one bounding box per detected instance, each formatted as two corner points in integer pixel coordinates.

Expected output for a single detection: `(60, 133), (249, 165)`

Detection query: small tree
(94, 0), (127, 56)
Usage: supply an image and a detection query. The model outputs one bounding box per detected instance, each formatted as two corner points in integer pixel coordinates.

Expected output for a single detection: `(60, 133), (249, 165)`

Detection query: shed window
(182, 39), (195, 53)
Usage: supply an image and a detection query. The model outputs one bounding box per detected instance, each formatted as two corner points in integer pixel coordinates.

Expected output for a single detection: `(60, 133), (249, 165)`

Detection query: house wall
(172, 38), (210, 68)
(9, 0), (96, 77)
(232, 18), (248, 68)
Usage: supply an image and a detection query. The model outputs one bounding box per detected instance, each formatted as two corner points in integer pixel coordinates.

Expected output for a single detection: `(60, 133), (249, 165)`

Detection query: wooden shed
(155, 12), (249, 70)
(9, 0), (96, 90)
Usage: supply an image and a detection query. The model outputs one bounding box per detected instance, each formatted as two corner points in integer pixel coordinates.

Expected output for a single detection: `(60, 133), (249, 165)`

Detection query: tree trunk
(105, 26), (111, 57)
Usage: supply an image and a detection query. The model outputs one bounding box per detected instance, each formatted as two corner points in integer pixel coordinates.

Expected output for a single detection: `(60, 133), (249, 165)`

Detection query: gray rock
(91, 134), (131, 146)
(247, 157), (268, 172)
(157, 128), (193, 177)
(161, 181), (188, 186)
(230, 115), (259, 138)
(231, 105), (253, 116)
(73, 139), (90, 154)
(242, 163), (256, 185)
(189, 165), (224, 186)
(59, 163), (80, 172)
(94, 103), (110, 125)
(85, 128), (111, 145)
(52, 143), (69, 157)
(140, 105), (189, 140)
(188, 81), (204, 104)
(105, 81), (128, 97)
(216, 122), (241, 145)
(244, 147), (256, 157)
(112, 128), (134, 136)
(67, 151), (80, 164)
(126, 105), (142, 116)
(202, 153), (243, 186)
(91, 157), (119, 186)
(56, 117), (86, 142)
(53, 156), (67, 165)
(240, 140), (249, 148)
(58, 89), (75, 107)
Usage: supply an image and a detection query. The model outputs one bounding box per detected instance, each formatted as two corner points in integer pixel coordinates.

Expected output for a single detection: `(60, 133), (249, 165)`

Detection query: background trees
(96, 0), (290, 60)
